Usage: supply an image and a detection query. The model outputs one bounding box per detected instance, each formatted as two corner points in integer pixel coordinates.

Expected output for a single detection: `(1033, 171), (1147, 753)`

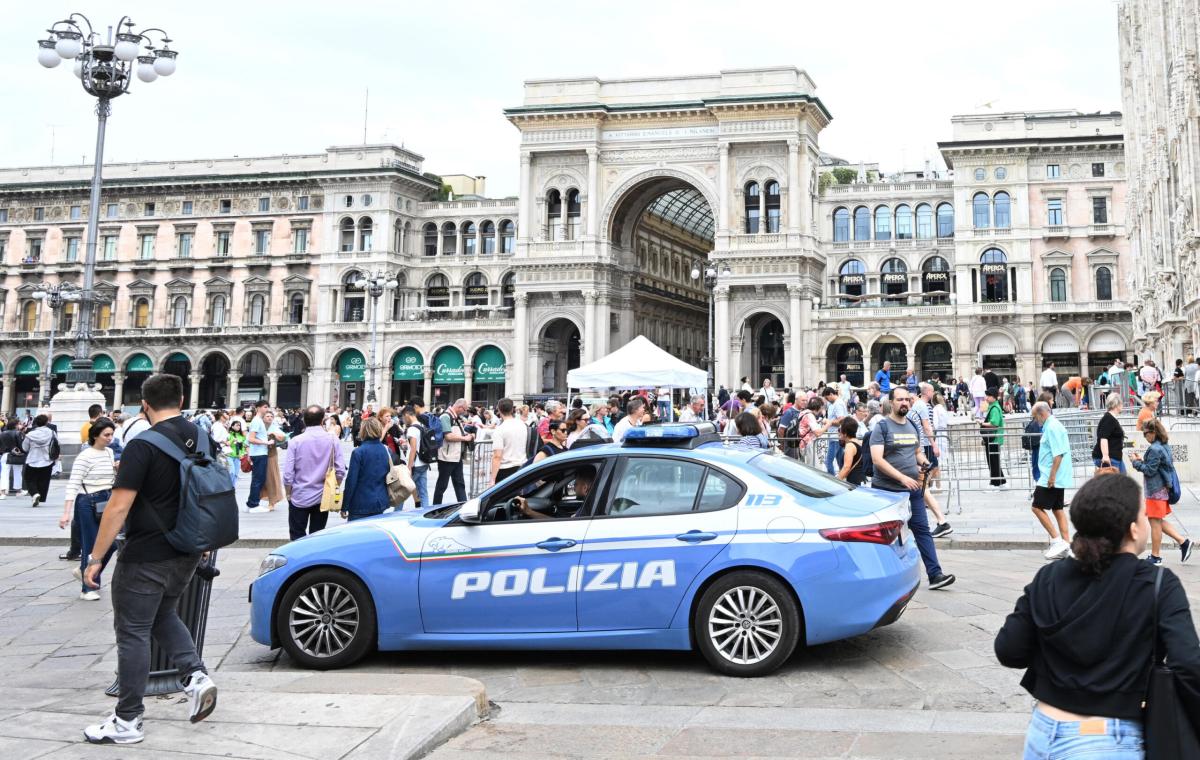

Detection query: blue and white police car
(249, 423), (921, 676)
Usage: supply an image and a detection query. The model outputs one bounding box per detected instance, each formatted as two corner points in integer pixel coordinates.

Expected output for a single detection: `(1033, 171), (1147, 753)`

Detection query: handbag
(320, 439), (343, 513)
(384, 448), (415, 507)
(240, 454), (252, 473)
(1144, 566), (1200, 758)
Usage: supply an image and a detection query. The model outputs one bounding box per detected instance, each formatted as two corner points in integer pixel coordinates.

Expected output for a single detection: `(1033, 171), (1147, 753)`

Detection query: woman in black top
(995, 473), (1200, 757)
(836, 417), (864, 485)
(532, 420), (568, 463)
(1092, 393), (1127, 473)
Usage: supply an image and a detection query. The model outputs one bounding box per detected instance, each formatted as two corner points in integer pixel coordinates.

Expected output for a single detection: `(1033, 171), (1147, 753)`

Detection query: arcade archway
(539, 320), (580, 393)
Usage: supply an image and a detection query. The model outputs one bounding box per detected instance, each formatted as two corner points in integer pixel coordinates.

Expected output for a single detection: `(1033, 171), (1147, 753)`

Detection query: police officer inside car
(869, 387), (956, 590)
(513, 468), (594, 520)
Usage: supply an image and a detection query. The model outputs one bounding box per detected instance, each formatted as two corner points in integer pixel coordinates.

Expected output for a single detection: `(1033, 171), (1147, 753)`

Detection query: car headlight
(258, 554), (288, 577)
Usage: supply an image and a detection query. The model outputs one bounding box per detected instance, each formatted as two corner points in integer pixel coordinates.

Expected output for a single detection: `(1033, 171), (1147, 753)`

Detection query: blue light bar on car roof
(622, 422), (720, 448)
(624, 424), (701, 440)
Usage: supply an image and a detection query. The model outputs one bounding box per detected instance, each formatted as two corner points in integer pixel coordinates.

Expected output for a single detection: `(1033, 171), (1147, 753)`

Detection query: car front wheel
(693, 570), (801, 677)
(276, 568), (376, 670)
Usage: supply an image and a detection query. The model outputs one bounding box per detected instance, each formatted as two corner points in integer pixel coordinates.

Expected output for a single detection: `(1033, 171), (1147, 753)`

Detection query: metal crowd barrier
(465, 440), (494, 499)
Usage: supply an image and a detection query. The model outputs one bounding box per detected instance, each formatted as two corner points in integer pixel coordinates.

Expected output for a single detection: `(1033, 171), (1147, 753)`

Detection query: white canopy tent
(567, 337), (706, 420)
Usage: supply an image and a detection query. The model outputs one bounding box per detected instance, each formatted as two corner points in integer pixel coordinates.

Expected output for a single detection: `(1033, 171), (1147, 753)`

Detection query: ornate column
(586, 147), (600, 239)
(189, 371), (202, 410)
(560, 190), (570, 241)
(718, 143), (730, 234)
(1078, 351), (1090, 380)
(594, 296), (610, 358)
(513, 293), (529, 396)
(517, 152), (532, 245)
(300, 372), (310, 407)
(583, 291), (599, 364)
(422, 367), (433, 409)
(758, 180), (767, 235)
(227, 372), (240, 408)
(797, 140), (812, 234)
(788, 285), (804, 386)
(112, 372), (125, 410)
(463, 367), (474, 400)
(787, 140), (801, 235)
(266, 369), (280, 408)
(801, 295), (817, 383)
(0, 374), (12, 414)
(503, 363), (518, 401)
(714, 286), (731, 389)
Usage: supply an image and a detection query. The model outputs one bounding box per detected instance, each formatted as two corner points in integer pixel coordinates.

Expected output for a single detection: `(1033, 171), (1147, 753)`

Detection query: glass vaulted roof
(643, 188), (714, 241)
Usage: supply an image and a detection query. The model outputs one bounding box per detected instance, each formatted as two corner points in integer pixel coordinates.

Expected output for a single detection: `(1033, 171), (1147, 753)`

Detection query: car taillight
(820, 520), (904, 545)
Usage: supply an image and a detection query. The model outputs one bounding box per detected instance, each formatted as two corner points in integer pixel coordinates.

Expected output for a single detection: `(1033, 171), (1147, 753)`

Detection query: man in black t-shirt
(82, 374), (218, 744)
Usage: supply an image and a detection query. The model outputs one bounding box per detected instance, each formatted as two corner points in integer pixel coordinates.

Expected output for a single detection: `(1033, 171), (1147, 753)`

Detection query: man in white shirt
(612, 397), (646, 444)
(1184, 355), (1199, 414)
(1039, 362), (1059, 399)
(838, 375), (852, 403)
(969, 369), (988, 419)
(489, 398), (529, 487)
(678, 395), (706, 422)
(402, 405), (430, 508)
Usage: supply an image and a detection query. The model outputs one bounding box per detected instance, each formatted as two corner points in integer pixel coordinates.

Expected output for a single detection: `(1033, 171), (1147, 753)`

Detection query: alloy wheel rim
(708, 585), (783, 665)
(289, 582), (360, 658)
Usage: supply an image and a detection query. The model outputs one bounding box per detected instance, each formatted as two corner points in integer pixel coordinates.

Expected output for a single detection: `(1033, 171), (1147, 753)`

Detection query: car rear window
(748, 452), (853, 498)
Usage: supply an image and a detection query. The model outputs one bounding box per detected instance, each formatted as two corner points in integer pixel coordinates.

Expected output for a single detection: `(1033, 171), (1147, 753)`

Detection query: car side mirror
(458, 497), (482, 524)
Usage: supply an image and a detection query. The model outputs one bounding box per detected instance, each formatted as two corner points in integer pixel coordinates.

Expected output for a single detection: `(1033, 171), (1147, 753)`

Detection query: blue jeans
(75, 493), (115, 593)
(1031, 447), (1040, 482)
(886, 488), (942, 581)
(825, 439), (842, 475)
(246, 454), (267, 508)
(1023, 707), (1143, 759)
(412, 466), (429, 508)
(1093, 457), (1127, 474)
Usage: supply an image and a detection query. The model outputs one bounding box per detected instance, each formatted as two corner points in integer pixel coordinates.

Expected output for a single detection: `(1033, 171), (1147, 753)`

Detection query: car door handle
(676, 531), (718, 543)
(535, 538), (577, 552)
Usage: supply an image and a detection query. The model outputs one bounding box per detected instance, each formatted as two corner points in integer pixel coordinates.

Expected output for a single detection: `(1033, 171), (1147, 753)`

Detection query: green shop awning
(472, 345), (506, 384)
(392, 348), (424, 381)
(93, 354), (116, 373)
(433, 346), (465, 383)
(126, 353), (154, 373)
(14, 356), (40, 376)
(338, 349), (366, 382)
(51, 356), (73, 374)
(166, 352), (190, 365)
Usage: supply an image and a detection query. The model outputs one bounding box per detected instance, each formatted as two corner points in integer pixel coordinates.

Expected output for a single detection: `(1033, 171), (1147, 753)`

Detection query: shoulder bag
(320, 438), (343, 513)
(1143, 566), (1200, 758)
(384, 445), (414, 507)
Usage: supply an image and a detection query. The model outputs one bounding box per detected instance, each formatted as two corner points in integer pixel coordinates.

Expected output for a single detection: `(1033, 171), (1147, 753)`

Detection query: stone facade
(0, 68), (1135, 413)
(1118, 0), (1200, 362)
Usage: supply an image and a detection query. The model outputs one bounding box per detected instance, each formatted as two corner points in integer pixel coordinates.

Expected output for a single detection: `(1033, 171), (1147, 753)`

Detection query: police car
(249, 423), (921, 677)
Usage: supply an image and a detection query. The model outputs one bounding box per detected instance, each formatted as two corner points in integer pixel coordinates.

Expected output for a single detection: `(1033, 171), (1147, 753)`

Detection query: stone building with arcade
(0, 67), (1134, 414)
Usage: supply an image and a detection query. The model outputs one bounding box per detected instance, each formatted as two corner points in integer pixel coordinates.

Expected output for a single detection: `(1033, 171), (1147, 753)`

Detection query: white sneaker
(79, 590), (101, 601)
(182, 671), (218, 723)
(247, 506), (271, 514)
(1043, 539), (1070, 560)
(84, 713), (144, 744)
(72, 566), (83, 582)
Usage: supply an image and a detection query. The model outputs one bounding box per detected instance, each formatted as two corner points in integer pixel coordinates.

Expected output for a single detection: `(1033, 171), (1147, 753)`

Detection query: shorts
(1032, 486), (1065, 510)
(923, 445), (939, 469)
(1146, 498), (1172, 519)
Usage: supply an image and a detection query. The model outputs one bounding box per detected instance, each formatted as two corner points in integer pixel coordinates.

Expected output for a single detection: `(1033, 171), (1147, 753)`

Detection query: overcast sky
(4, 1), (1121, 196)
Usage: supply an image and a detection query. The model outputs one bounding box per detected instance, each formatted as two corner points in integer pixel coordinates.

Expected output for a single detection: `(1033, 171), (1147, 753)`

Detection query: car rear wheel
(693, 570), (800, 677)
(276, 568), (376, 670)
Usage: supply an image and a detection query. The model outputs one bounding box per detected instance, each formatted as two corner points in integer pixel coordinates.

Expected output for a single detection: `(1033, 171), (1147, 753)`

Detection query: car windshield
(748, 452), (853, 498)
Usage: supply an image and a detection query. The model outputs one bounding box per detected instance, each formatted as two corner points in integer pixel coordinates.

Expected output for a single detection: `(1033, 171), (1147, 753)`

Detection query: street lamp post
(353, 271), (400, 405)
(692, 260), (732, 420)
(31, 283), (82, 406)
(38, 14), (178, 388)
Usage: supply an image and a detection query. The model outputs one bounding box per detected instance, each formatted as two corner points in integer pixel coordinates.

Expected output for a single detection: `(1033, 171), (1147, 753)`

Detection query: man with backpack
(82, 373), (228, 744)
(403, 405), (433, 509)
(433, 398), (475, 505)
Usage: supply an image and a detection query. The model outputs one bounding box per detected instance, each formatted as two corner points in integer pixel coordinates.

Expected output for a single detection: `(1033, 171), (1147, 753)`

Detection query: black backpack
(138, 430), (239, 554)
(48, 433), (61, 462)
(1021, 419), (1042, 451)
(525, 423), (541, 461)
(414, 422), (438, 464)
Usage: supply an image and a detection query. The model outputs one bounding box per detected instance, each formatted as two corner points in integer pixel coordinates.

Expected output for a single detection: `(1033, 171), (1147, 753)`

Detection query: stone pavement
(1, 546), (1196, 758)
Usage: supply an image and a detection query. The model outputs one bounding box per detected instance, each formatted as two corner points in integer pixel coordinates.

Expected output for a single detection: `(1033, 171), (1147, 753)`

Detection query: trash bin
(106, 551), (220, 697)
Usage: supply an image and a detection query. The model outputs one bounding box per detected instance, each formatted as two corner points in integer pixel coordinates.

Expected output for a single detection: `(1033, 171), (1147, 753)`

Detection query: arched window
(973, 192), (990, 229)
(936, 202), (955, 238)
(426, 274), (449, 308)
(464, 272), (488, 307)
(922, 256), (951, 304)
(874, 205), (892, 240)
(423, 223), (438, 256)
(441, 222), (457, 255)
(210, 295), (226, 327)
(895, 204), (913, 240)
(1049, 268), (1067, 302)
(916, 203), (933, 239)
(566, 189), (581, 239)
(838, 259), (866, 304)
(480, 220), (496, 254)
(744, 181), (760, 233)
(21, 301), (37, 332)
(502, 272), (515, 308)
(993, 192), (1011, 229)
(764, 181), (781, 233)
(289, 292), (305, 324)
(249, 294), (266, 325)
(134, 298), (150, 329)
(546, 189), (563, 240)
(462, 221), (477, 256)
(342, 273), (365, 322)
(979, 248), (1008, 303)
(853, 206), (871, 241)
(358, 217), (373, 251)
(339, 217), (355, 252)
(881, 258), (908, 300)
(171, 296), (188, 328)
(833, 207), (850, 241)
(1095, 266), (1113, 301)
(499, 220), (515, 253)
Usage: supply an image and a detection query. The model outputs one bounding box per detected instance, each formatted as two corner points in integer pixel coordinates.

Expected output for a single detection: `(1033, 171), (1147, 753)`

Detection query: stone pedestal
(49, 382), (107, 473)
